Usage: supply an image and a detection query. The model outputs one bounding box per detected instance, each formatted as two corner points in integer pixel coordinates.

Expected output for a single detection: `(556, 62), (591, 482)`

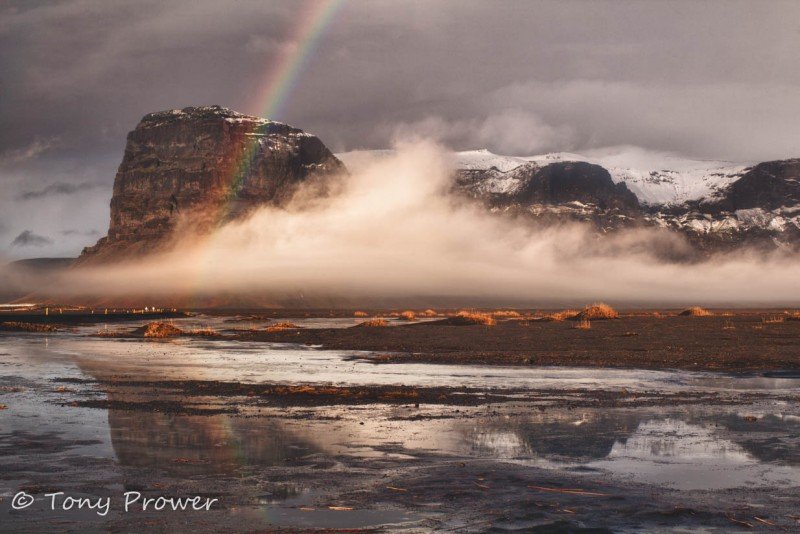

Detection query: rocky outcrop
(455, 161), (641, 230)
(516, 162), (639, 210)
(80, 106), (344, 261)
(651, 159), (800, 252)
(710, 159), (800, 212)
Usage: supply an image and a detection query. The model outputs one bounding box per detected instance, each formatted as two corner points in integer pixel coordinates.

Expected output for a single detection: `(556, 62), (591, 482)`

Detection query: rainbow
(224, 0), (345, 212)
(180, 1), (347, 450)
(252, 0), (346, 120)
(187, 0), (345, 306)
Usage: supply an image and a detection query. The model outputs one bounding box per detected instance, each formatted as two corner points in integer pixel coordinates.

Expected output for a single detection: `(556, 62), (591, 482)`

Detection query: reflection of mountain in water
(464, 411), (645, 461)
(608, 419), (751, 463)
(75, 357), (321, 476)
(465, 413), (800, 490)
(699, 413), (800, 465)
(108, 410), (320, 476)
(592, 417), (800, 490)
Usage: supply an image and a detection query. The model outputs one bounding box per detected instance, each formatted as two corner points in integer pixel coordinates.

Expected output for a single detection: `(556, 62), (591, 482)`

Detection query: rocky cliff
(455, 160), (642, 231)
(647, 159), (800, 251)
(80, 106), (344, 261)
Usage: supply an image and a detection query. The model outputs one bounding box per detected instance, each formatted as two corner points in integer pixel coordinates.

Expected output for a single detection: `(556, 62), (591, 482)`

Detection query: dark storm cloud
(10, 230), (53, 247)
(1, 0), (800, 258)
(2, 0), (800, 158)
(19, 181), (103, 200)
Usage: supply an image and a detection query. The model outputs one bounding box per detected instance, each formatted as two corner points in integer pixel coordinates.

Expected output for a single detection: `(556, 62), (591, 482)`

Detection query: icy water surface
(1, 327), (800, 531)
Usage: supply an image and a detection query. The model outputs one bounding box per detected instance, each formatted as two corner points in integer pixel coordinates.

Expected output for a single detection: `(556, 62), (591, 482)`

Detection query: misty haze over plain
(56, 144), (800, 306)
(2, 0), (800, 260)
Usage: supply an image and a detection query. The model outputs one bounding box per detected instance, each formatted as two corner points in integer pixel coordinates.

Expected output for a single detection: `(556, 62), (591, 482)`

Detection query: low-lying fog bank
(4, 143), (800, 307)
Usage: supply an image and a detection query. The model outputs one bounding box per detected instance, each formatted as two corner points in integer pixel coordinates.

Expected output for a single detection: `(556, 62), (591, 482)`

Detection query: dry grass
(492, 310), (523, 319)
(679, 306), (713, 317)
(762, 315), (785, 324)
(450, 310), (497, 326)
(420, 309), (438, 317)
(540, 309), (579, 322)
(573, 319), (592, 330)
(354, 318), (389, 327)
(397, 310), (418, 321)
(187, 327), (219, 337)
(786, 311), (800, 321)
(137, 321), (183, 338)
(575, 303), (618, 320)
(265, 322), (302, 332)
(353, 311), (369, 317)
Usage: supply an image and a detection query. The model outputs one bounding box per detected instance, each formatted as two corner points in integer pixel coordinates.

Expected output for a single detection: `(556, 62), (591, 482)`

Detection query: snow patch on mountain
(461, 149), (750, 206)
(607, 166), (746, 206)
(453, 149), (529, 172)
(337, 148), (752, 206)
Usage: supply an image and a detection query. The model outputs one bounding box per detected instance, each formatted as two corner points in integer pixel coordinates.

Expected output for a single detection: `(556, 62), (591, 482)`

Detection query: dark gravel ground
(237, 312), (800, 372)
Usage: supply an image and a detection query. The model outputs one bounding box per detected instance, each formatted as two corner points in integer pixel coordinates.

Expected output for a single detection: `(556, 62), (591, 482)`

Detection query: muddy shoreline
(54, 376), (772, 412)
(6, 306), (800, 375)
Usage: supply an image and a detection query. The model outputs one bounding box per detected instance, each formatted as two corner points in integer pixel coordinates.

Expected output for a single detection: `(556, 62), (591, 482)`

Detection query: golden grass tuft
(679, 306), (713, 317)
(762, 315), (785, 324)
(397, 310), (417, 321)
(492, 310), (523, 318)
(187, 327), (219, 337)
(575, 303), (618, 320)
(541, 309), (579, 322)
(420, 309), (438, 317)
(265, 322), (302, 332)
(137, 321), (183, 338)
(354, 318), (389, 327)
(353, 311), (369, 317)
(450, 310), (497, 326)
(786, 311), (800, 321)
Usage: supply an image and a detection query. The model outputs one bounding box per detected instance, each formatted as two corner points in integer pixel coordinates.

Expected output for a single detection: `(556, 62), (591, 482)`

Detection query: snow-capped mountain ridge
(450, 150), (800, 252)
(455, 149), (749, 206)
(337, 148), (800, 253)
(338, 148), (750, 206)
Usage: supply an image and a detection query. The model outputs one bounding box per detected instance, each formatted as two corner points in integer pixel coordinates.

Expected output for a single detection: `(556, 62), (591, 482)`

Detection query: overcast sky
(1, 0), (799, 259)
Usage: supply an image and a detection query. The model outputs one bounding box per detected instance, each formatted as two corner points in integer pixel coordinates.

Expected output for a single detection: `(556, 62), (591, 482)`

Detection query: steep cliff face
(715, 159), (800, 212)
(651, 159), (800, 252)
(516, 162), (639, 210)
(455, 161), (641, 230)
(80, 106), (344, 261)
